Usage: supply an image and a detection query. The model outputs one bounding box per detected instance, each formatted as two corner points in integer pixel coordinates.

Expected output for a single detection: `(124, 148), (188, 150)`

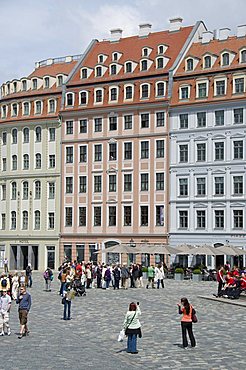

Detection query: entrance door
(47, 246), (55, 269)
(21, 246), (29, 269)
(10, 245), (17, 270)
(32, 246), (39, 270)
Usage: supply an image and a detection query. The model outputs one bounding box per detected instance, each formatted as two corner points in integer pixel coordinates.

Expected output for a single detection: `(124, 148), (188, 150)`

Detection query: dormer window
(32, 79), (37, 90)
(44, 77), (50, 88)
(222, 53), (229, 66)
(125, 62), (132, 73)
(158, 45), (164, 54)
(157, 57), (164, 69)
(22, 80), (27, 91)
(66, 93), (74, 106)
(81, 68), (88, 79)
(113, 53), (118, 61)
(79, 91), (88, 105)
(57, 75), (63, 86)
(7, 84), (10, 94)
(240, 50), (246, 63)
(143, 48), (148, 57)
(141, 60), (148, 71)
(96, 66), (102, 77)
(110, 64), (117, 75)
(186, 59), (194, 71)
(98, 55), (104, 63)
(13, 82), (17, 93)
(204, 56), (211, 69)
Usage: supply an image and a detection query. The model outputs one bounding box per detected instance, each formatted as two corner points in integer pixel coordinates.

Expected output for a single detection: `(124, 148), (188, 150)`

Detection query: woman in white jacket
(11, 272), (19, 300)
(155, 264), (165, 289)
(123, 302), (142, 354)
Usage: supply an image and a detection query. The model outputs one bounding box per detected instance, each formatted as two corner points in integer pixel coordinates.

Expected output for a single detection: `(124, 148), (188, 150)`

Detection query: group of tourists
(216, 264), (246, 299)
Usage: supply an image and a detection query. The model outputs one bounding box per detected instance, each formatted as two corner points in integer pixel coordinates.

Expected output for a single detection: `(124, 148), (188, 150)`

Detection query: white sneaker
(7, 329), (11, 336)
(0, 331), (4, 336)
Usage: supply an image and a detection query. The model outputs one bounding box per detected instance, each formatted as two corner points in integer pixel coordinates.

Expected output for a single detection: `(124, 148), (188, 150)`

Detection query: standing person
(11, 272), (19, 300)
(146, 265), (155, 289)
(43, 268), (53, 291)
(3, 258), (8, 273)
(104, 266), (111, 289)
(19, 271), (28, 287)
(138, 265), (144, 288)
(85, 264), (92, 289)
(0, 290), (11, 336)
(96, 264), (102, 288)
(59, 268), (67, 296)
(216, 266), (225, 297)
(177, 297), (196, 349)
(62, 283), (74, 320)
(16, 286), (32, 339)
(121, 263), (129, 290)
(123, 302), (142, 354)
(26, 263), (33, 288)
(113, 266), (121, 290)
(155, 264), (165, 289)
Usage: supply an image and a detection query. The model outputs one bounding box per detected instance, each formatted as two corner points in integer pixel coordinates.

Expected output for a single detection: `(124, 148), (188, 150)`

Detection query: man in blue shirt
(16, 286), (31, 339)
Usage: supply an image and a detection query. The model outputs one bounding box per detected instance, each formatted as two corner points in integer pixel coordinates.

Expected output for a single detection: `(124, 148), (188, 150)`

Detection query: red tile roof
(29, 61), (78, 78)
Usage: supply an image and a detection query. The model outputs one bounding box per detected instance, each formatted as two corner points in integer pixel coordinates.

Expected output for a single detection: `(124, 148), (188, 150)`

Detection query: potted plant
(192, 268), (202, 282)
(174, 267), (184, 281)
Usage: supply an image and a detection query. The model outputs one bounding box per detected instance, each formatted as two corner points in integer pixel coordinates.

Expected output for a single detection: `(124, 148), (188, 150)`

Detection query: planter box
(192, 274), (202, 282)
(174, 273), (184, 281)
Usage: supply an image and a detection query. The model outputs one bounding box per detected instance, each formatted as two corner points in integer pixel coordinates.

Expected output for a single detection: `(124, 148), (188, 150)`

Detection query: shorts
(19, 310), (28, 325)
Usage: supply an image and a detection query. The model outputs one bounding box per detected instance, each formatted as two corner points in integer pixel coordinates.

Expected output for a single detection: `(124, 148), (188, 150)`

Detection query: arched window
(12, 182), (17, 199)
(22, 80), (27, 91)
(23, 181), (29, 199)
(143, 48), (148, 57)
(156, 82), (165, 96)
(141, 60), (148, 71)
(12, 155), (17, 170)
(34, 210), (41, 230)
(23, 154), (29, 170)
(96, 66), (102, 77)
(49, 99), (55, 113)
(81, 68), (87, 79)
(35, 153), (41, 169)
(32, 79), (37, 90)
(12, 103), (18, 117)
(66, 93), (74, 106)
(125, 86), (133, 99)
(110, 65), (117, 75)
(125, 62), (132, 73)
(23, 102), (30, 115)
(11, 211), (16, 230)
(157, 58), (164, 69)
(187, 58), (194, 71)
(44, 77), (50, 88)
(241, 50), (246, 63)
(35, 101), (42, 114)
(222, 53), (229, 66)
(22, 211), (28, 230)
(80, 91), (87, 105)
(35, 127), (41, 142)
(158, 45), (164, 54)
(141, 84), (149, 98)
(57, 75), (63, 86)
(12, 129), (17, 144)
(35, 181), (41, 199)
(110, 88), (117, 101)
(95, 89), (103, 103)
(204, 56), (211, 68)
(23, 128), (29, 143)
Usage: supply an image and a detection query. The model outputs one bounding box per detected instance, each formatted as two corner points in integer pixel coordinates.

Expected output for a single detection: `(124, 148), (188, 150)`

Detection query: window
(23, 102), (30, 116)
(23, 128), (29, 143)
(79, 119), (87, 133)
(241, 50), (246, 63)
(156, 206), (164, 226)
(96, 66), (102, 77)
(156, 173), (164, 190)
(158, 45), (164, 54)
(197, 83), (207, 98)
(23, 154), (29, 170)
(215, 142), (224, 161)
(1, 214), (6, 230)
(109, 206), (116, 226)
(186, 58), (193, 71)
(95, 89), (103, 103)
(179, 144), (188, 163)
(141, 84), (149, 98)
(143, 48), (148, 57)
(22, 211), (29, 230)
(197, 210), (206, 229)
(125, 86), (133, 99)
(179, 114), (188, 129)
(233, 140), (243, 159)
(109, 116), (117, 131)
(35, 153), (41, 169)
(156, 112), (165, 127)
(204, 56), (211, 68)
(222, 53), (229, 66)
(235, 78), (244, 93)
(124, 174), (132, 191)
(157, 57), (164, 69)
(48, 212), (55, 229)
(57, 75), (63, 86)
(110, 65), (117, 75)
(156, 140), (164, 158)
(11, 211), (16, 230)
(13, 82), (17, 93)
(140, 206), (148, 226)
(109, 175), (116, 192)
(141, 173), (149, 191)
(44, 77), (50, 88)
(141, 141), (149, 159)
(94, 117), (102, 132)
(233, 176), (243, 195)
(141, 60), (148, 71)
(179, 178), (188, 196)
(215, 210), (224, 229)
(94, 207), (101, 226)
(66, 121), (73, 135)
(2, 105), (7, 118)
(22, 80), (27, 91)
(109, 143), (117, 160)
(2, 185), (6, 200)
(65, 207), (73, 227)
(124, 206), (132, 226)
(35, 181), (41, 199)
(124, 115), (132, 130)
(79, 207), (86, 227)
(197, 143), (206, 162)
(215, 177), (224, 195)
(233, 210), (243, 229)
(49, 155), (55, 168)
(81, 68), (87, 79)
(23, 181), (29, 200)
(66, 147), (73, 163)
(110, 88), (117, 101)
(234, 108), (243, 124)
(80, 91), (87, 105)
(126, 62), (132, 73)
(34, 210), (41, 230)
(179, 210), (188, 228)
(12, 129), (17, 144)
(49, 182), (55, 199)
(79, 146), (87, 162)
(141, 113), (149, 128)
(124, 142), (132, 160)
(156, 82), (165, 96)
(216, 80), (225, 95)
(2, 158), (6, 171)
(12, 182), (17, 199)
(2, 132), (6, 145)
(49, 128), (55, 141)
(32, 79), (37, 90)
(66, 93), (74, 106)
(79, 176), (87, 193)
(94, 175), (102, 192)
(98, 55), (103, 63)
(66, 177), (73, 194)
(35, 101), (42, 114)
(12, 155), (17, 170)
(180, 86), (189, 99)
(35, 127), (41, 142)
(12, 104), (18, 117)
(94, 144), (102, 162)
(197, 112), (206, 127)
(49, 100), (55, 113)
(215, 110), (224, 126)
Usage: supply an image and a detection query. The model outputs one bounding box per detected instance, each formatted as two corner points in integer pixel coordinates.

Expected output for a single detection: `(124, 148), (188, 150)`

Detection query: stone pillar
(17, 246), (21, 270)
(28, 245), (33, 266)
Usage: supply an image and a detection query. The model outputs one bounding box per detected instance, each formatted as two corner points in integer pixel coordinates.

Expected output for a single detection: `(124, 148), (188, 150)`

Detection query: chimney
(169, 17), (183, 32)
(237, 24), (246, 38)
(110, 28), (123, 42)
(218, 28), (230, 41)
(139, 23), (152, 37)
(201, 31), (213, 44)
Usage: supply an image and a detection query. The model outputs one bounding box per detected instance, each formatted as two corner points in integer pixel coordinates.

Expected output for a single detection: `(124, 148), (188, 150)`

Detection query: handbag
(192, 308), (198, 323)
(118, 311), (137, 342)
(61, 297), (66, 305)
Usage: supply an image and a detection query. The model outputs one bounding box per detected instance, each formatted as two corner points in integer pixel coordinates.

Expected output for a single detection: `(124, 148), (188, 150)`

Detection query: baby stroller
(73, 278), (86, 297)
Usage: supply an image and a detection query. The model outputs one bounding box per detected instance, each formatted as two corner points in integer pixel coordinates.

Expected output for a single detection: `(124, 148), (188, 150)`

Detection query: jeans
(45, 279), (51, 291)
(97, 276), (102, 288)
(106, 279), (110, 289)
(60, 282), (66, 296)
(127, 334), (137, 353)
(181, 322), (196, 348)
(157, 279), (164, 289)
(27, 275), (32, 288)
(114, 279), (120, 289)
(63, 300), (71, 320)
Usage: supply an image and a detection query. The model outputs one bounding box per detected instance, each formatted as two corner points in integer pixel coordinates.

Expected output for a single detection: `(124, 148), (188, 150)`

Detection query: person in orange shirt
(177, 297), (196, 349)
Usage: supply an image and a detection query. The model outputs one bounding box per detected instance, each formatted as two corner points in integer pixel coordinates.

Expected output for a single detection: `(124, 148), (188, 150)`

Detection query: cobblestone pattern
(0, 273), (245, 370)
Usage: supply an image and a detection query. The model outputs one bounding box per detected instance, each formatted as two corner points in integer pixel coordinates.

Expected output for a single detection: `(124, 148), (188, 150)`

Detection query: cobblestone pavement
(0, 273), (245, 370)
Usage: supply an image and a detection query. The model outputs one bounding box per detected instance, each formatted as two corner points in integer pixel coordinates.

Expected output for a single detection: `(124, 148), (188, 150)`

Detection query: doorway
(47, 246), (55, 269)
(105, 241), (119, 264)
(21, 246), (28, 269)
(10, 245), (17, 270)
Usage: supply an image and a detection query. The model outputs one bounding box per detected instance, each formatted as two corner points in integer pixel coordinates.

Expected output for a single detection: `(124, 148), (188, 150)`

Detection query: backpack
(1, 278), (7, 288)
